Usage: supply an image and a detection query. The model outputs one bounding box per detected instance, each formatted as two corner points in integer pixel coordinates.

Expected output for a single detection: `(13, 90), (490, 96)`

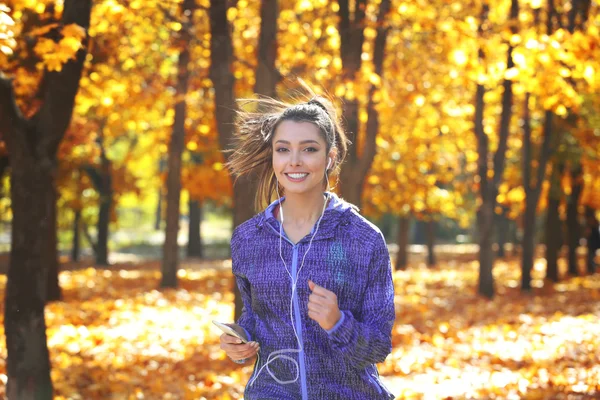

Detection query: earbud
(326, 157), (332, 171)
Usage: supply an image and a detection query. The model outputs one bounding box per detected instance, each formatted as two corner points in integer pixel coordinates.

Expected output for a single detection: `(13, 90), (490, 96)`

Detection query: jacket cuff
(230, 356), (247, 364)
(325, 311), (346, 335)
(326, 310), (355, 343)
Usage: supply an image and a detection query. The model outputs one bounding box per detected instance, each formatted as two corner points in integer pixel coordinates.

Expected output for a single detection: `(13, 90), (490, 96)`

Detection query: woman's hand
(219, 325), (259, 363)
(307, 280), (342, 331)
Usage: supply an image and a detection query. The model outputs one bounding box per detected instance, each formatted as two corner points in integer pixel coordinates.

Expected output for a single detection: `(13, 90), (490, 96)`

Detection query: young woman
(220, 92), (396, 399)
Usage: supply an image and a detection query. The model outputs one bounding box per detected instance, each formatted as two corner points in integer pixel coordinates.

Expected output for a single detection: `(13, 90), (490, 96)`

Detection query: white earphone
(250, 176), (330, 387)
(327, 157), (332, 171)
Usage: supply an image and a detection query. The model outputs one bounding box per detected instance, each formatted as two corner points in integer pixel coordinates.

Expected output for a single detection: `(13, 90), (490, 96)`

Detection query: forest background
(0, 0), (599, 398)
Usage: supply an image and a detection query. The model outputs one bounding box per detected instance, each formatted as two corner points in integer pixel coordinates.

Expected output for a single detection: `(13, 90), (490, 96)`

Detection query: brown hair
(226, 87), (350, 211)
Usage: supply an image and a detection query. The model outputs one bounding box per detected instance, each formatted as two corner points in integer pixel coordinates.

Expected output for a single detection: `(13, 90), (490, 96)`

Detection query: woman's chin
(280, 183), (321, 196)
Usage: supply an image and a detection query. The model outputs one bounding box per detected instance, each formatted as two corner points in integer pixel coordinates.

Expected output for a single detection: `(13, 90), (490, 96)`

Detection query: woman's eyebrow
(275, 139), (321, 145)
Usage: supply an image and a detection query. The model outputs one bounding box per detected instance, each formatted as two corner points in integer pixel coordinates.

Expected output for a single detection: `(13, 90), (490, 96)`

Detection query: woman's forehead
(273, 120), (325, 144)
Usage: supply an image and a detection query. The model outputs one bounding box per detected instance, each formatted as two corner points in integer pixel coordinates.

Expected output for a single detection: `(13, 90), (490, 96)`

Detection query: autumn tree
(520, 0), (558, 291)
(471, 0), (517, 298)
(161, 0), (197, 288)
(519, 0), (597, 289)
(0, 0), (92, 396)
(336, 0), (391, 208)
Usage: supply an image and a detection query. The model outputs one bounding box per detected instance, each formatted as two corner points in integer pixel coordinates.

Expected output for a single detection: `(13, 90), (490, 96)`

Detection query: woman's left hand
(307, 280), (342, 331)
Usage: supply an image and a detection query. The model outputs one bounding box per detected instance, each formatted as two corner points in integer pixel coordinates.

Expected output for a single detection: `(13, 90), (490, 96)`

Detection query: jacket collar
(255, 192), (355, 242)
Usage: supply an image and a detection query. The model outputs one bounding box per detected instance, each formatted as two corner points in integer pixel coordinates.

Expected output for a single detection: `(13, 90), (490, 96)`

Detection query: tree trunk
(474, 0), (516, 299)
(254, 0), (279, 101)
(426, 219), (436, 267)
(545, 173), (562, 282)
(338, 0), (391, 208)
(161, 0), (195, 288)
(46, 181), (61, 302)
(478, 203), (496, 298)
(6, 154), (54, 399)
(338, 0), (365, 205)
(521, 90), (553, 291)
(0, 1), (92, 396)
(155, 187), (163, 231)
(474, 4), (493, 298)
(496, 211), (509, 258)
(0, 155), (8, 184)
(585, 206), (598, 274)
(81, 163), (112, 265)
(210, 0), (245, 320)
(96, 184), (111, 266)
(521, 198), (537, 291)
(395, 215), (410, 270)
(567, 165), (582, 276)
(72, 208), (81, 262)
(187, 198), (203, 258)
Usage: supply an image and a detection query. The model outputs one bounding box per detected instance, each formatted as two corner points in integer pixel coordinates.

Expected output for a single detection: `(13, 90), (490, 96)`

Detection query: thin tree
(187, 198), (203, 258)
(520, 89), (553, 290)
(473, 0), (518, 298)
(395, 215), (410, 270)
(337, 0), (392, 208)
(544, 163), (564, 282)
(209, 0), (253, 233)
(161, 0), (196, 288)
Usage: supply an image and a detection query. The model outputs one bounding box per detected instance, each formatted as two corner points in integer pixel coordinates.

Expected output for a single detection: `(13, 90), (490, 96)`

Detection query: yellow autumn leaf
(34, 37), (56, 56)
(62, 23), (87, 40)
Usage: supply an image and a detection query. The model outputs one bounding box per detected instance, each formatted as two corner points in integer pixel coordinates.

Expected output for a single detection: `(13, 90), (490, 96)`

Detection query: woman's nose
(290, 151), (302, 166)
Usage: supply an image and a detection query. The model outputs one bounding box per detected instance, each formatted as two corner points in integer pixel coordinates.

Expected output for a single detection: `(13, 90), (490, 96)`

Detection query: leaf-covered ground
(0, 255), (599, 399)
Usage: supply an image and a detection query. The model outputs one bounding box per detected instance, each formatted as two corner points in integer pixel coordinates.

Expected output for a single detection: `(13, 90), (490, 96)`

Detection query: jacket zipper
(291, 244), (309, 400)
(266, 223), (308, 399)
(367, 373), (383, 394)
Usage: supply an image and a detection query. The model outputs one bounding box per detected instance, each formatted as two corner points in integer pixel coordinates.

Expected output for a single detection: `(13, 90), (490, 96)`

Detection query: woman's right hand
(220, 332), (260, 363)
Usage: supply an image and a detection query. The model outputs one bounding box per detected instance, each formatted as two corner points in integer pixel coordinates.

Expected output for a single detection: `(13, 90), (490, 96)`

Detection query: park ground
(0, 239), (599, 399)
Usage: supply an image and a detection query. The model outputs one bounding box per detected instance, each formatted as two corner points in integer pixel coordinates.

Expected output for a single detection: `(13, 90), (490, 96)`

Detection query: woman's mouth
(285, 173), (309, 182)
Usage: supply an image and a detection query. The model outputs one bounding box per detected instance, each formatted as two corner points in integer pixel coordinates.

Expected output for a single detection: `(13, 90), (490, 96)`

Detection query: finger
(227, 342), (259, 358)
(309, 293), (328, 306)
(230, 346), (257, 359)
(307, 302), (322, 313)
(222, 342), (251, 353)
(310, 282), (336, 299)
(308, 309), (321, 321)
(221, 333), (244, 344)
(235, 343), (260, 359)
(310, 294), (336, 309)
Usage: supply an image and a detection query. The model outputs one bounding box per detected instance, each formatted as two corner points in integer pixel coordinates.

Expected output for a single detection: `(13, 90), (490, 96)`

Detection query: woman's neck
(279, 190), (327, 227)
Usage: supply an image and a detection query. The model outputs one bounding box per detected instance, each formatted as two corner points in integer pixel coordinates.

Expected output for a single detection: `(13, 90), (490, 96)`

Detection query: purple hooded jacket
(231, 192), (396, 399)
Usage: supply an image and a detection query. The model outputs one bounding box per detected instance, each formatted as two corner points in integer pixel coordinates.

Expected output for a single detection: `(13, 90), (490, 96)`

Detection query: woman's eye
(276, 148), (289, 152)
(304, 147), (318, 152)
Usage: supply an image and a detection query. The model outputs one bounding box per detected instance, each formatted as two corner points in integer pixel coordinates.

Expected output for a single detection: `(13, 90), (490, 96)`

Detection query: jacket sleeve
(326, 231), (395, 369)
(231, 228), (256, 343)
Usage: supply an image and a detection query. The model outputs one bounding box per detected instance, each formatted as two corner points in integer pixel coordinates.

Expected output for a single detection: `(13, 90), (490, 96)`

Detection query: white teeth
(288, 173), (308, 179)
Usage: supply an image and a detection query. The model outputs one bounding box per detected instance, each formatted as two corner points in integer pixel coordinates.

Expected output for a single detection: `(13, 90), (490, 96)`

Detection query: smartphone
(212, 320), (249, 343)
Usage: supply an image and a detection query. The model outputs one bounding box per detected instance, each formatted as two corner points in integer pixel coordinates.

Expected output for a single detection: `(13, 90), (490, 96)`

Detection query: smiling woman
(273, 121), (335, 194)
(226, 89), (348, 212)
(221, 84), (396, 400)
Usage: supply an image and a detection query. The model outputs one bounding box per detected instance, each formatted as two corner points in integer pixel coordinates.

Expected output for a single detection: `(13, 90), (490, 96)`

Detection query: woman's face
(272, 120), (333, 197)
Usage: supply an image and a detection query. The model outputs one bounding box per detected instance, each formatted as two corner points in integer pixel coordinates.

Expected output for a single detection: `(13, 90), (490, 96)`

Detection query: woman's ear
(328, 149), (338, 170)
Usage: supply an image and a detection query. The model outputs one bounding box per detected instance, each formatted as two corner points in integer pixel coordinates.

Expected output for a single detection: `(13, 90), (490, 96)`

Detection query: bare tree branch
(34, 0), (92, 161)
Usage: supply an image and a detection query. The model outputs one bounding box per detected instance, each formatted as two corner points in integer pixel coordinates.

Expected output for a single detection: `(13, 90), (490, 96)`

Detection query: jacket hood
(254, 192), (357, 242)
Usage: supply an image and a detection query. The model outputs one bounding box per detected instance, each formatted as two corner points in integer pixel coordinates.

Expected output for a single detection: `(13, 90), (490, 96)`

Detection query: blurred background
(0, 0), (599, 399)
